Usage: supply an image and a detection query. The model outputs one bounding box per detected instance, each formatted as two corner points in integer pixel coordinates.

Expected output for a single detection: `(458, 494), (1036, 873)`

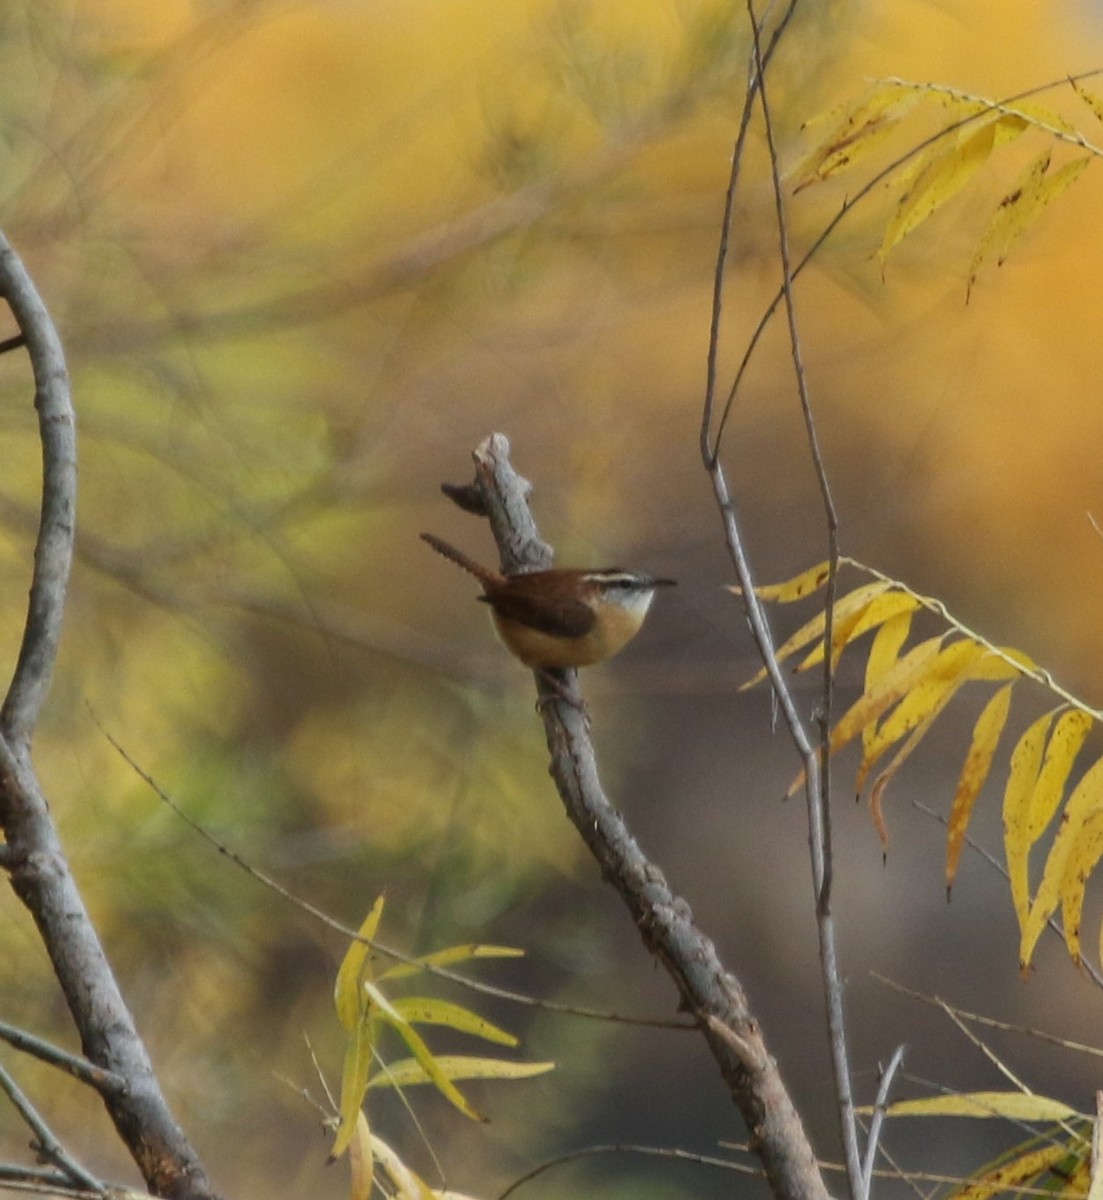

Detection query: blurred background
(2, 1), (1103, 1197)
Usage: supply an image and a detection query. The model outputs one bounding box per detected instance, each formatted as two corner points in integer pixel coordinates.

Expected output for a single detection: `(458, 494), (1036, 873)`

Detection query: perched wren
(420, 533), (675, 670)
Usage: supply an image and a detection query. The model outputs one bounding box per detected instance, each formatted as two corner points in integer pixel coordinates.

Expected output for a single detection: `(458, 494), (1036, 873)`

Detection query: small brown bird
(421, 533), (675, 670)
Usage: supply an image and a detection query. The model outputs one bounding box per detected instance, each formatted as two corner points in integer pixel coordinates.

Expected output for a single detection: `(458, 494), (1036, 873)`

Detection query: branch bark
(0, 230), (219, 1200)
(444, 433), (830, 1200)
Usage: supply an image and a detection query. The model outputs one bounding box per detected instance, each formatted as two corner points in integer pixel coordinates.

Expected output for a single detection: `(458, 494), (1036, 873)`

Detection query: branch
(0, 231), (220, 1200)
(0, 1059), (104, 1194)
(445, 434), (829, 1200)
(0, 231), (77, 747)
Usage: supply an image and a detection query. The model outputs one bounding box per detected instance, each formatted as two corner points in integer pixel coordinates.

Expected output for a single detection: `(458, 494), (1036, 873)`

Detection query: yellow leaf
(1072, 78), (1103, 124)
(1003, 709), (1059, 925)
(882, 1091), (1080, 1121)
(365, 982), (484, 1121)
(879, 120), (1000, 263)
(1062, 806), (1103, 965)
(790, 83), (923, 192)
(389, 997), (518, 1047)
(370, 1135), (437, 1200)
(968, 151), (1091, 297)
(862, 610), (915, 761)
(743, 561), (830, 602)
(740, 580), (891, 691)
(865, 610), (915, 693)
(378, 943), (524, 982)
(369, 1055), (555, 1088)
(947, 684), (1014, 894)
(827, 635), (946, 762)
(335, 897), (386, 1031)
(1020, 755), (1103, 968)
(957, 1143), (1080, 1200)
(797, 589), (920, 674)
(854, 638), (985, 795)
(332, 1018), (374, 1159)
(1029, 709), (1093, 838)
(347, 1112), (373, 1200)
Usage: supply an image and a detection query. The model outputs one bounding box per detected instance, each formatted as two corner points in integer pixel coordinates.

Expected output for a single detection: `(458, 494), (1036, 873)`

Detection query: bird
(420, 532), (675, 670)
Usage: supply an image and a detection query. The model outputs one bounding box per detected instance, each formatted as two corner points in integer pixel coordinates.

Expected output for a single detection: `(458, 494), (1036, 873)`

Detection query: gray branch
(446, 433), (830, 1200)
(0, 231), (220, 1199)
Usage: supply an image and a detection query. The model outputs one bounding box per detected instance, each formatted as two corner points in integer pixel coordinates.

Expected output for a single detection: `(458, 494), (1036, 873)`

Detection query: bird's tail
(420, 533), (500, 586)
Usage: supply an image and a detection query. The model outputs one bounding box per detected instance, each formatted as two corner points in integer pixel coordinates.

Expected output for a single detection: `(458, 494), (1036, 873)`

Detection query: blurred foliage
(0, 0), (1100, 1197)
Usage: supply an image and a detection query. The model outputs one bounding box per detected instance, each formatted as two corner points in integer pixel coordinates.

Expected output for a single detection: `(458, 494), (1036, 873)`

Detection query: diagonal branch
(443, 433), (829, 1200)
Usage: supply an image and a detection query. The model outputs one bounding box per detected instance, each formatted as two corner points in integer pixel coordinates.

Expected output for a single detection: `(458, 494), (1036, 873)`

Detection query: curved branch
(0, 232), (220, 1199)
(0, 230), (76, 747)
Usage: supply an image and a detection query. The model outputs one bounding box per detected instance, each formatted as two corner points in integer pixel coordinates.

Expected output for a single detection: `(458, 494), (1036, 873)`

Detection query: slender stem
(0, 1059), (105, 1193)
(861, 1044), (906, 1195)
(746, 9), (862, 1199)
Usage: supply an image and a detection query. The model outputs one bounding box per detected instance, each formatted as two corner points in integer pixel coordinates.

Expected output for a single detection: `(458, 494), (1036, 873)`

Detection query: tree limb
(0, 230), (220, 1200)
(443, 433), (830, 1200)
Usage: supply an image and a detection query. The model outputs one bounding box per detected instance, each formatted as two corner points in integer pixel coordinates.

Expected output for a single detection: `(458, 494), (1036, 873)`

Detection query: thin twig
(496, 1142), (763, 1200)
(0, 1023), (125, 1096)
(0, 231), (219, 1200)
(700, 0), (802, 463)
(874, 972), (1103, 1057)
(741, 7), (861, 1196)
(93, 711), (693, 1032)
(0, 1061), (104, 1194)
(861, 1044), (906, 1196)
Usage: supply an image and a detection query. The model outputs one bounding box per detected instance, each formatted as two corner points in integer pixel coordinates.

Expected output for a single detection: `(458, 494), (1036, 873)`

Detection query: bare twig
(95, 713), (694, 1032)
(860, 1044), (906, 1196)
(449, 433), (829, 1200)
(745, 7), (863, 1196)
(496, 1142), (763, 1199)
(0, 231), (220, 1200)
(0, 1060), (104, 1194)
(0, 1022), (125, 1096)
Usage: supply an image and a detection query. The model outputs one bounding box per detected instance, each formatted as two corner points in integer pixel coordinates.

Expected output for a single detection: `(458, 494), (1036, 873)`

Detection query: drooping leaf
(389, 997), (518, 1047)
(946, 684), (1014, 894)
(1028, 708), (1093, 837)
(1003, 709), (1060, 925)
(1071, 78), (1103, 124)
(968, 150), (1092, 297)
(865, 609), (915, 694)
(880, 1091), (1081, 1121)
(740, 580), (892, 691)
(1061, 807), (1103, 966)
(784, 634), (946, 798)
(796, 589), (921, 675)
(835, 635), (947, 750)
(369, 1055), (555, 1088)
(378, 943), (524, 982)
(790, 83), (924, 192)
(736, 560), (830, 603)
(855, 638), (990, 797)
(335, 897), (386, 1031)
(956, 1143), (1083, 1200)
(333, 1015), (375, 1159)
(1020, 755), (1103, 968)
(364, 982), (484, 1121)
(878, 118), (1004, 264)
